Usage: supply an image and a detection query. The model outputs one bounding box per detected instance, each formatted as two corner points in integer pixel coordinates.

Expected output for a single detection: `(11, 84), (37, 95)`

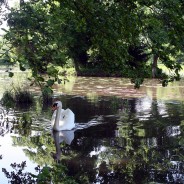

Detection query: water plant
(14, 87), (34, 105)
(1, 87), (34, 107)
(1, 90), (15, 108)
(17, 113), (33, 136)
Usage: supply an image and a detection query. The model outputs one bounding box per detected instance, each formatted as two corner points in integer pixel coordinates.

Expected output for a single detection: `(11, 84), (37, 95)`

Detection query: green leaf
(9, 72), (14, 77)
(1, 28), (8, 33)
(20, 64), (26, 71)
(37, 76), (45, 82)
(57, 78), (62, 84)
(47, 66), (58, 76)
(47, 79), (54, 86)
(42, 86), (53, 95)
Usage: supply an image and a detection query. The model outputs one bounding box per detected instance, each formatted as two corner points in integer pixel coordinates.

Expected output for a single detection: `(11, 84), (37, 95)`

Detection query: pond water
(1, 73), (184, 183)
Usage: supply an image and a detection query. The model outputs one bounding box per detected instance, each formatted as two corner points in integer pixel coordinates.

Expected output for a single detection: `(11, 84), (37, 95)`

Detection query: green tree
(0, 0), (184, 88)
(137, 0), (184, 83)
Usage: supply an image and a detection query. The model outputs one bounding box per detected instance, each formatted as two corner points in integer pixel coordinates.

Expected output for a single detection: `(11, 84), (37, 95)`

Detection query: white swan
(51, 101), (75, 131)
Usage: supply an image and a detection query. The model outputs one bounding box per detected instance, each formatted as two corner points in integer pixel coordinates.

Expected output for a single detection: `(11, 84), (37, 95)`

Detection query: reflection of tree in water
(65, 95), (123, 122)
(97, 99), (184, 183)
(14, 113), (32, 136)
(11, 131), (78, 166)
(3, 97), (184, 183)
(0, 107), (13, 136)
(48, 98), (184, 183)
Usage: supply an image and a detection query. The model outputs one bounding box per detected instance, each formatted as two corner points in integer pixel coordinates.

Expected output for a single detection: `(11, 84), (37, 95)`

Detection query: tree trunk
(152, 54), (159, 78)
(73, 61), (80, 75)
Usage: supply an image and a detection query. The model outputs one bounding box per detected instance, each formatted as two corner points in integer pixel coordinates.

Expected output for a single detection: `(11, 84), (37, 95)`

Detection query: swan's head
(52, 101), (62, 111)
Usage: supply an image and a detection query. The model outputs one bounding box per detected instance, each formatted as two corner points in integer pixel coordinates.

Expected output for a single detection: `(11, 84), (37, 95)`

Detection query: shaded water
(1, 74), (184, 183)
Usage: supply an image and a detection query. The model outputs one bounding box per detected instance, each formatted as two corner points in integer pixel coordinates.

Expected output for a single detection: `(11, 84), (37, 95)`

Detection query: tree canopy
(0, 0), (184, 89)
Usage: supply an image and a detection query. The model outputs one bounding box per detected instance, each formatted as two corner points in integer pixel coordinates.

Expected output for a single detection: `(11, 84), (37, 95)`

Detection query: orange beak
(51, 106), (57, 111)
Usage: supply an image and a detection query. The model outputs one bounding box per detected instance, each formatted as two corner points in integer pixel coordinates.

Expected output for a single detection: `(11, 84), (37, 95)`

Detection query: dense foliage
(0, 0), (184, 88)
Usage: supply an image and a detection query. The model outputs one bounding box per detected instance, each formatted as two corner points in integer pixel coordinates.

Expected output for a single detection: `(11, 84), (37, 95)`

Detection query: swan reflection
(52, 130), (75, 161)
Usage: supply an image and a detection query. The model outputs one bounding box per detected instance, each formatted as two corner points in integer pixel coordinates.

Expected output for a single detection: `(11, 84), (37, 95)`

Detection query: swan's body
(51, 101), (75, 131)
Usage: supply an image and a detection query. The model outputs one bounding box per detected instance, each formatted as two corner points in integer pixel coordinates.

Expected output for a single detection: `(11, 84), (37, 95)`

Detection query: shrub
(14, 87), (33, 104)
(1, 90), (15, 107)
(1, 87), (34, 107)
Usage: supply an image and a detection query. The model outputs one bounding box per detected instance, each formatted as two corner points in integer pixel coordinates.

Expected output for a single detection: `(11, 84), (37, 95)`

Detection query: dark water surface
(1, 76), (184, 183)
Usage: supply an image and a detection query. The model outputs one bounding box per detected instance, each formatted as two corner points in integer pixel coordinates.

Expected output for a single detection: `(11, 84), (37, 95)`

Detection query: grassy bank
(158, 64), (184, 77)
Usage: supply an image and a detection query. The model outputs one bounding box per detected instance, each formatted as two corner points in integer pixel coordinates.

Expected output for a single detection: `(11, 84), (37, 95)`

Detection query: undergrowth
(1, 87), (34, 107)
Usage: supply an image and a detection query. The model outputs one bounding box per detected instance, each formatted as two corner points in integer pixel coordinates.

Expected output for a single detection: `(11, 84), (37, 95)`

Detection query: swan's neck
(53, 106), (62, 130)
